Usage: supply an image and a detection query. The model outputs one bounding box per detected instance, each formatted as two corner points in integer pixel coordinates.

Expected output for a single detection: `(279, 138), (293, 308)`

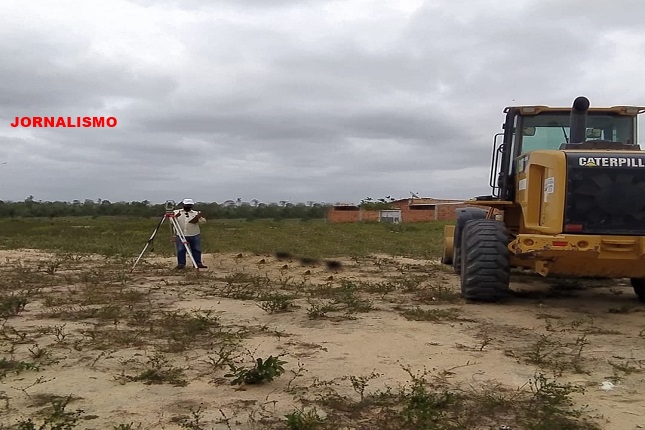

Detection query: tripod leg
(170, 217), (199, 268)
(131, 215), (167, 272)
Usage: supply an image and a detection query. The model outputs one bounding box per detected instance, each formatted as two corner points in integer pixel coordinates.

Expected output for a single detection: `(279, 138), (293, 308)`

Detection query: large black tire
(452, 208), (488, 274)
(630, 278), (645, 303)
(460, 219), (510, 302)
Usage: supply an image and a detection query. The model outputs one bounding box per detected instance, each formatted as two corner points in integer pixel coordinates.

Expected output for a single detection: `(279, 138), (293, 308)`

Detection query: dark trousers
(176, 234), (202, 266)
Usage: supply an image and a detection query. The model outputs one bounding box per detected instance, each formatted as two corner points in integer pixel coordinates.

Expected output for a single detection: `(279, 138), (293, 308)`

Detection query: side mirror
(523, 127), (536, 136)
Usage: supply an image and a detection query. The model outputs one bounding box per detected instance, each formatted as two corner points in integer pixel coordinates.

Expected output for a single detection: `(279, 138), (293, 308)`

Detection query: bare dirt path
(1, 250), (644, 429)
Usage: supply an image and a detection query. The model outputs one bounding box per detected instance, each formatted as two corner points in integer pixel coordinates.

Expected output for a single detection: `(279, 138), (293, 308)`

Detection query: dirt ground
(1, 249), (644, 429)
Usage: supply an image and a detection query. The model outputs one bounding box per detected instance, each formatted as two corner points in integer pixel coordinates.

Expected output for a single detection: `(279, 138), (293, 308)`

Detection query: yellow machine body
(505, 149), (645, 277)
(444, 99), (645, 281)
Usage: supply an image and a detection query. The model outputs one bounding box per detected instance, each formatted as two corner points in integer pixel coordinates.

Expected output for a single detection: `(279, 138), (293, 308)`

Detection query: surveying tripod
(130, 200), (198, 272)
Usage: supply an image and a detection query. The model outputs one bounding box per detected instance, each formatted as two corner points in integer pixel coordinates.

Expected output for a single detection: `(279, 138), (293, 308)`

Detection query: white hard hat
(182, 198), (194, 205)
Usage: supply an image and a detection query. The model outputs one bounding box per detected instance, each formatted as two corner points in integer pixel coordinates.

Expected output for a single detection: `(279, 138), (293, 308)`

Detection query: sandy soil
(1, 249), (644, 429)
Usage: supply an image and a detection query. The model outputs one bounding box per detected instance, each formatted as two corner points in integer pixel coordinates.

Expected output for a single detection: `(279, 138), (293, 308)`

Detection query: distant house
(326, 198), (478, 223)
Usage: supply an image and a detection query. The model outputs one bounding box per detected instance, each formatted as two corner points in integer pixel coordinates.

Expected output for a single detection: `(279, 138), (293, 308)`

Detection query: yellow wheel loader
(442, 96), (645, 302)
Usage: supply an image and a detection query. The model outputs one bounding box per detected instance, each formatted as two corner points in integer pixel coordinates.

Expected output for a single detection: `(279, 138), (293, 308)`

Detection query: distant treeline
(0, 197), (331, 219)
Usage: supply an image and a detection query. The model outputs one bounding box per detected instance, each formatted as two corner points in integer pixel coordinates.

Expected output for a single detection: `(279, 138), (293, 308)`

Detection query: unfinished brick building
(326, 198), (477, 223)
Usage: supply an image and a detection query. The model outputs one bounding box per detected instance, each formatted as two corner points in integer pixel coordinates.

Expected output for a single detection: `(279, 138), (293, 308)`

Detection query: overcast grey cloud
(1, 0), (645, 204)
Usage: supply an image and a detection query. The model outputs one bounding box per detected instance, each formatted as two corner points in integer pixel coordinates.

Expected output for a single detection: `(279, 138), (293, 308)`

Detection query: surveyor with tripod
(173, 198), (208, 269)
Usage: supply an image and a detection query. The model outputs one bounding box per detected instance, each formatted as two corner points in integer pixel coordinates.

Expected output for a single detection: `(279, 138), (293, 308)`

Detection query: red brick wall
(436, 203), (492, 220)
(398, 203), (485, 222)
(326, 208), (380, 223)
(436, 204), (457, 220)
(400, 207), (435, 222)
(362, 211), (380, 222)
(326, 209), (359, 223)
(327, 203), (488, 223)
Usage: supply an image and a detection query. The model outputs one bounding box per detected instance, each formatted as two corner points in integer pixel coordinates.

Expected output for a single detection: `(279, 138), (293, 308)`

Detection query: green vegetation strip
(0, 218), (450, 259)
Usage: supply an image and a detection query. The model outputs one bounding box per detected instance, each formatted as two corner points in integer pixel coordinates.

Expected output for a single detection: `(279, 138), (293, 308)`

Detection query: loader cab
(489, 103), (644, 201)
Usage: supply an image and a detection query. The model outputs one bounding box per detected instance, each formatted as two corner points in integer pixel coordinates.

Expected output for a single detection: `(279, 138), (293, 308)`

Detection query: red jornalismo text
(10, 116), (117, 128)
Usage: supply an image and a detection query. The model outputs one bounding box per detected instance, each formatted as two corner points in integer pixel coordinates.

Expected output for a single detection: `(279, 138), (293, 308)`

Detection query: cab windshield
(519, 112), (635, 154)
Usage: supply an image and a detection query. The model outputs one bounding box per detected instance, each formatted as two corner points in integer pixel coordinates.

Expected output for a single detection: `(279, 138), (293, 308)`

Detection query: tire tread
(460, 220), (510, 302)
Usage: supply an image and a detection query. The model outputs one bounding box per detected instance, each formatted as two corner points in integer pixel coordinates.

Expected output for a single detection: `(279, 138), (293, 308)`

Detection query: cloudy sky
(1, 0), (644, 205)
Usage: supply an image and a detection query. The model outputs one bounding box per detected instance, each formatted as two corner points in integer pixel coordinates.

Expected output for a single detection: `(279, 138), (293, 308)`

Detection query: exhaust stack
(569, 96), (590, 144)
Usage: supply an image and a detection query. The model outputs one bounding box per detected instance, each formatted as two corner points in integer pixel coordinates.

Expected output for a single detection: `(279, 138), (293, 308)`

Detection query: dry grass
(0, 218), (640, 429)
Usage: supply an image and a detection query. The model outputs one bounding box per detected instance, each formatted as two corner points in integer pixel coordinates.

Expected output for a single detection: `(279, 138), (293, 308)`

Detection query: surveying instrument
(130, 200), (198, 272)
